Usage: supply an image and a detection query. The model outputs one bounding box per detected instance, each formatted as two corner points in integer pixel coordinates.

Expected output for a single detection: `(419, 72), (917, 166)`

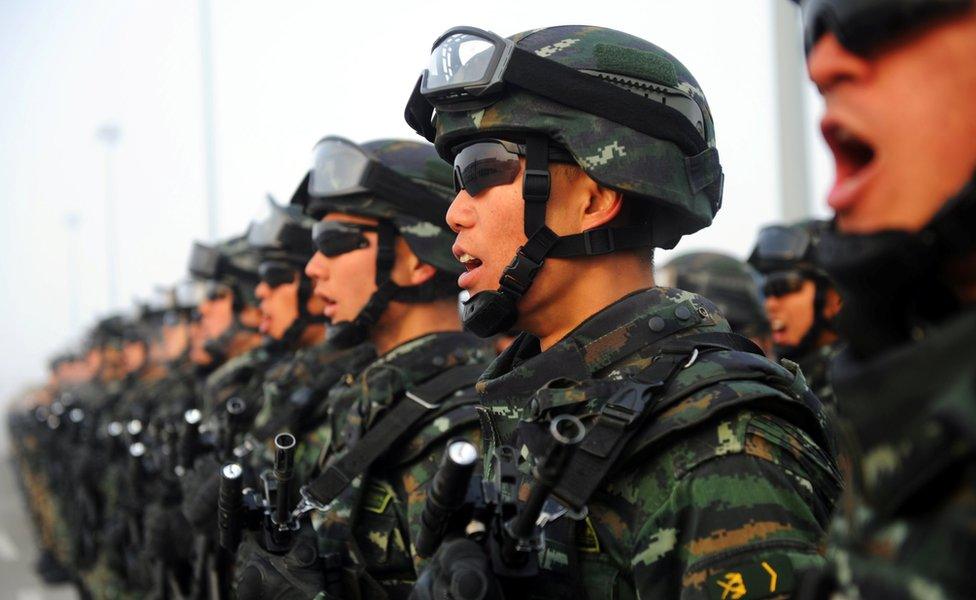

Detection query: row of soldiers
(8, 2), (976, 598)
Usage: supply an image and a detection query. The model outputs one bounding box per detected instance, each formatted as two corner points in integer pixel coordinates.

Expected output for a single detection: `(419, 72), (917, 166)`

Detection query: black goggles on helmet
(453, 139), (575, 196)
(308, 136), (447, 226)
(752, 225), (813, 265)
(312, 220), (377, 258)
(795, 0), (972, 55)
(188, 242), (256, 283)
(762, 271), (808, 298)
(247, 201), (315, 258)
(404, 26), (708, 156)
(204, 282), (232, 301)
(258, 261), (298, 288)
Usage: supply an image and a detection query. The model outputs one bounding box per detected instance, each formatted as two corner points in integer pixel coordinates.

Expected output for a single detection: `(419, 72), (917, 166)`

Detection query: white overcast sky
(0, 0), (834, 411)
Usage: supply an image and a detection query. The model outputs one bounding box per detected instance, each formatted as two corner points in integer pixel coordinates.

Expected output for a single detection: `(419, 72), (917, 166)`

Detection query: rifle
(416, 414), (585, 591)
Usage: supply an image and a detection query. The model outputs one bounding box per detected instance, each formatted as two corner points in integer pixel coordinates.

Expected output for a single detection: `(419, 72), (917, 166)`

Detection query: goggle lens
(762, 272), (807, 298)
(309, 138), (371, 198)
(258, 262), (297, 288)
(452, 141), (522, 197)
(426, 32), (497, 93)
(312, 221), (375, 257)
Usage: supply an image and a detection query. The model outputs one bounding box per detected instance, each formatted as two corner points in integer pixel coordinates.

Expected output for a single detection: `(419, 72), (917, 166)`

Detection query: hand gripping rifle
(218, 432), (300, 555)
(416, 414), (586, 585)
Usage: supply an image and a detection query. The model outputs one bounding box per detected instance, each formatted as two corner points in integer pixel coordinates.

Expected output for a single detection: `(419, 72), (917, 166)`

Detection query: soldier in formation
(6, 4), (974, 598)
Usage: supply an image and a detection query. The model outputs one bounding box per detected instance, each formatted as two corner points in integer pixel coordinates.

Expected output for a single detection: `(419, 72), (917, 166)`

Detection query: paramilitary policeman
(748, 221), (843, 406)
(230, 138), (492, 599)
(659, 251), (773, 356)
(788, 1), (976, 598)
(403, 25), (842, 599)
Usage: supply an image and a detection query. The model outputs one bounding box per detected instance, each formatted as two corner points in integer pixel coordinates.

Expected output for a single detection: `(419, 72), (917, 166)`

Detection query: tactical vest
(482, 320), (837, 599)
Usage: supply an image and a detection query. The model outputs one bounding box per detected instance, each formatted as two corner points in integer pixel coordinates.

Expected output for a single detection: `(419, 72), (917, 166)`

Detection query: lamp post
(95, 123), (121, 309)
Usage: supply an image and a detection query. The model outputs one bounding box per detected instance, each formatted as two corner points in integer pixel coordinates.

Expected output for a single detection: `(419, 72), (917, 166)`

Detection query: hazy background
(0, 0), (833, 434)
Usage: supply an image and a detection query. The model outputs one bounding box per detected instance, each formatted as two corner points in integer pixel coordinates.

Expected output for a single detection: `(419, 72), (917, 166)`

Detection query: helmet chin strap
(461, 136), (558, 337)
(203, 312), (260, 365)
(460, 135), (655, 338)
(326, 220), (445, 348)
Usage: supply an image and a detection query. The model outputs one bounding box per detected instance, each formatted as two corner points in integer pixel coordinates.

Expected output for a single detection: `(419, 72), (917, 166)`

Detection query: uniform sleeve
(629, 411), (838, 600)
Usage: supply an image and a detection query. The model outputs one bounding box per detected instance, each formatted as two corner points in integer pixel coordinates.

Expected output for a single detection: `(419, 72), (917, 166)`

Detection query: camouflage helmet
(187, 235), (262, 307)
(406, 25), (723, 250)
(295, 137), (460, 275)
(659, 252), (770, 339)
(748, 220), (830, 279)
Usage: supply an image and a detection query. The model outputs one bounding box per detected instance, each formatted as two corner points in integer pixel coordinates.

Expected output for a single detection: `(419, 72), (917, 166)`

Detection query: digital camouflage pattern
(476, 287), (841, 599)
(430, 25), (723, 249)
(249, 339), (375, 458)
(295, 332), (491, 598)
(659, 252), (771, 343)
(792, 342), (842, 410)
(803, 307), (976, 600)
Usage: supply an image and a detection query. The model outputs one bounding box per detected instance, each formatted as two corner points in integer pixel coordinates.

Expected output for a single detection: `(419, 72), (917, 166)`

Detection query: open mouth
(822, 120), (879, 212)
(454, 247), (485, 290)
(458, 253), (483, 271)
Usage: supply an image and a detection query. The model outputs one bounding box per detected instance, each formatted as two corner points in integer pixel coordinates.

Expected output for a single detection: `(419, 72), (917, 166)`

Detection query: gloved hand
(234, 528), (329, 600)
(144, 501), (194, 563)
(180, 454), (221, 534)
(410, 538), (503, 600)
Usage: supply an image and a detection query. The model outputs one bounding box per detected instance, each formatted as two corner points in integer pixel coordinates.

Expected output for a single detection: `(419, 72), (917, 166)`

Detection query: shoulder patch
(705, 555), (795, 600)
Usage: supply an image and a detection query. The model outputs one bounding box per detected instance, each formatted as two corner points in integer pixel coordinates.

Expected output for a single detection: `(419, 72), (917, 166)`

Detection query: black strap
(548, 226), (654, 258)
(506, 47), (707, 157)
(302, 364), (484, 508)
(553, 354), (685, 513)
(552, 331), (763, 512)
(522, 135), (551, 237)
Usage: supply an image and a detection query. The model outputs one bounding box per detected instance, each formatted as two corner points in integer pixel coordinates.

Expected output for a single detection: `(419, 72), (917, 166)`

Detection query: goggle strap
(523, 135), (551, 237)
(364, 161), (449, 226)
(374, 221), (398, 287)
(504, 47), (707, 156)
(547, 226), (655, 258)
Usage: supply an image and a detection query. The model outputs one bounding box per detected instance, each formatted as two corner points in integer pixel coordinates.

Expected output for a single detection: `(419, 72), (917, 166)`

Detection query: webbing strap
(552, 331), (763, 512)
(552, 354), (684, 513)
(302, 364), (484, 508)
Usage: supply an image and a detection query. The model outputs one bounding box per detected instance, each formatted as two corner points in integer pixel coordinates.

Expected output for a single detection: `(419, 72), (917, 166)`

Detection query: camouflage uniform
(792, 343), (842, 410)
(405, 25), (842, 600)
(659, 252), (771, 348)
(295, 332), (491, 598)
(475, 288), (840, 599)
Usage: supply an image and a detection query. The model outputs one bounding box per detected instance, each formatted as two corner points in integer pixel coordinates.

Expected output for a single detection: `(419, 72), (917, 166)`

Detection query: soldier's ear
(581, 182), (624, 231)
(823, 287), (843, 320)
(392, 237), (437, 287)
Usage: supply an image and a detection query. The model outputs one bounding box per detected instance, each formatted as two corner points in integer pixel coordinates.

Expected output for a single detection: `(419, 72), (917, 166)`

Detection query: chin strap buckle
(498, 248), (544, 300)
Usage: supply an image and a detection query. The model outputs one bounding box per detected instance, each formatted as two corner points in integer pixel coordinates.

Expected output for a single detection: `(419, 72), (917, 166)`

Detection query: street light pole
(772, 0), (812, 220)
(63, 212), (82, 330)
(96, 123), (122, 310)
(199, 0), (219, 240)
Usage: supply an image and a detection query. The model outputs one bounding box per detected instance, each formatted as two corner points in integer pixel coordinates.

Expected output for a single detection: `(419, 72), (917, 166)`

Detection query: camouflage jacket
(300, 332), (492, 599)
(476, 287), (841, 600)
(202, 340), (283, 429)
(250, 339), (375, 445)
(808, 307), (976, 600)
(795, 342), (843, 409)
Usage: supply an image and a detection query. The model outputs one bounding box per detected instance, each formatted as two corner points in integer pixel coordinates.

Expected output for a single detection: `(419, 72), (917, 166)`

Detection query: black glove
(180, 454), (221, 534)
(233, 528), (328, 600)
(144, 502), (194, 563)
(410, 538), (503, 600)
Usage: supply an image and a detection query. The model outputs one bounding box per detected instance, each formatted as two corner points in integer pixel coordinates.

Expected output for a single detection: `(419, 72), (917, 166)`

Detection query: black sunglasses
(452, 139), (575, 197)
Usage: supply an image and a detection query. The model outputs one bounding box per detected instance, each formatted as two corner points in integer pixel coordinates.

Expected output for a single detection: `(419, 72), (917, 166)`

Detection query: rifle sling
(303, 363), (485, 508)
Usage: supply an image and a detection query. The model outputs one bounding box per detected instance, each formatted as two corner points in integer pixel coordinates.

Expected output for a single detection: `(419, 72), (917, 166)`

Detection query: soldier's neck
(371, 300), (462, 355)
(526, 254), (654, 352)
